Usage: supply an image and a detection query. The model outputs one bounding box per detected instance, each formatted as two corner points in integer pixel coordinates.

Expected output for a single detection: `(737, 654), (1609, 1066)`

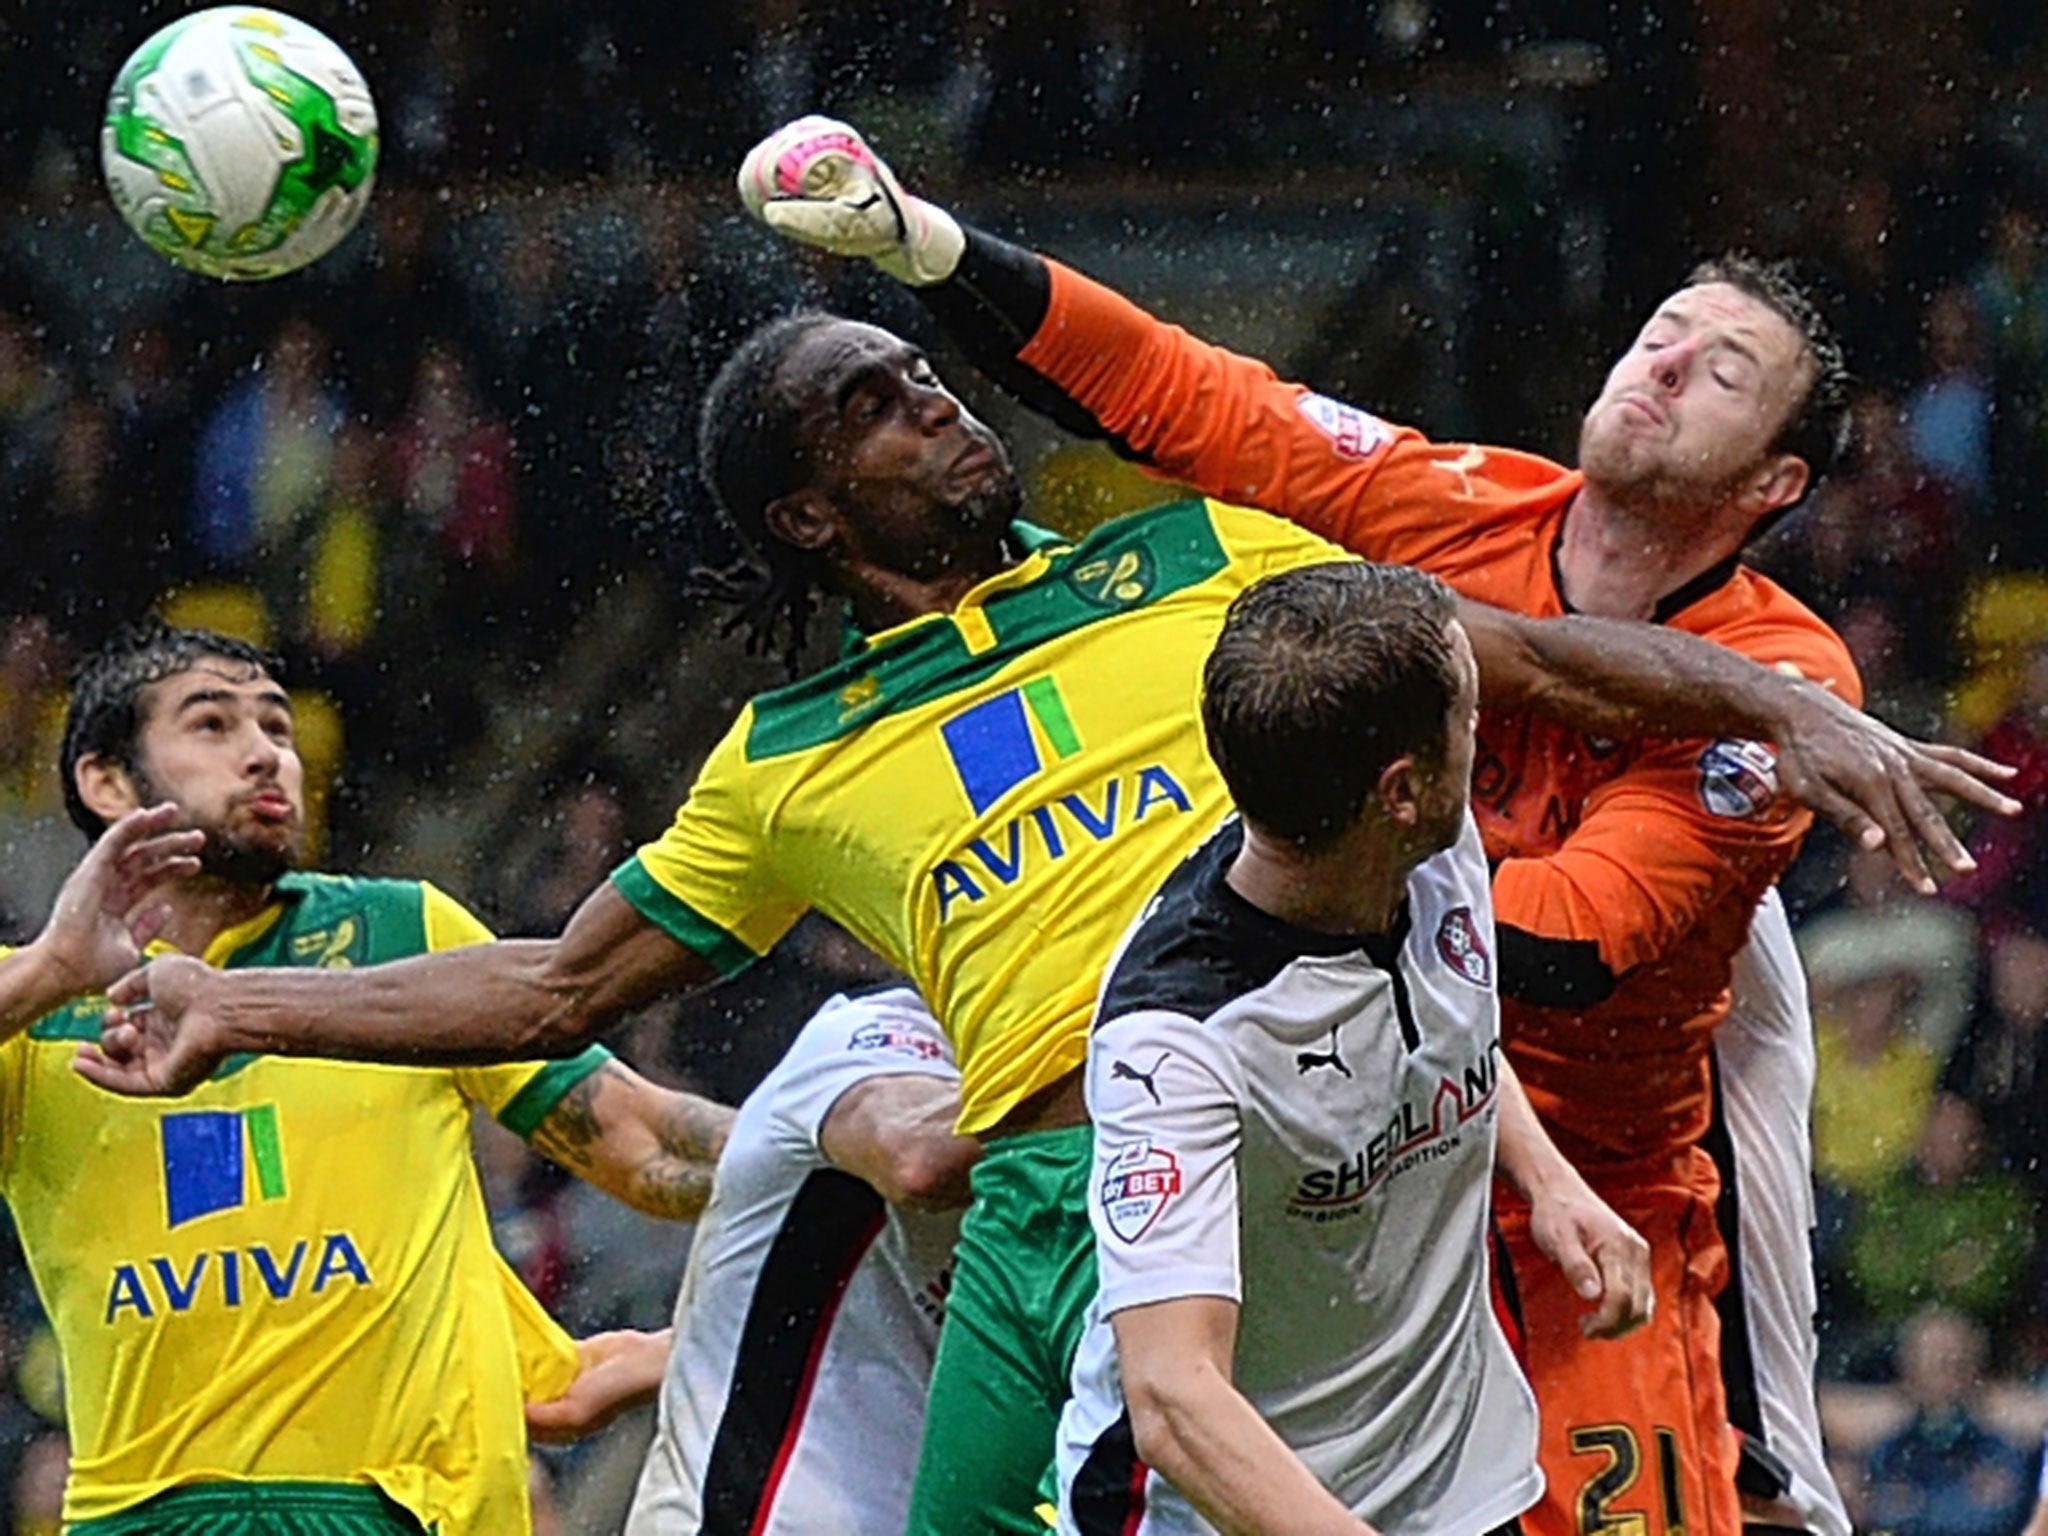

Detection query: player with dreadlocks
(693, 308), (1034, 673)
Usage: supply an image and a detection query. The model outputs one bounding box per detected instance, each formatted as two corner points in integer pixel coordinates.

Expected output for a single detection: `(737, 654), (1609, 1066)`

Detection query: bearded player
(0, 622), (730, 1534)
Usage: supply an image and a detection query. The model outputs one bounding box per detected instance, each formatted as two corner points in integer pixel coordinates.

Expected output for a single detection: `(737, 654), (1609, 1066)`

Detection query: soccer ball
(101, 7), (378, 281)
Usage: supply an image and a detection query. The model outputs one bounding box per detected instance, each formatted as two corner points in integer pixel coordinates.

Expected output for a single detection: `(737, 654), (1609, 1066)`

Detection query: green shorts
(905, 1122), (1096, 1536)
(69, 1482), (428, 1535)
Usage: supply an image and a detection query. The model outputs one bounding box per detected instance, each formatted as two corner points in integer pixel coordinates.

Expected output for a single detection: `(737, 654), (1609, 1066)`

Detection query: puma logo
(1110, 1051), (1171, 1105)
(1297, 1026), (1351, 1078)
(1433, 444), (1489, 498)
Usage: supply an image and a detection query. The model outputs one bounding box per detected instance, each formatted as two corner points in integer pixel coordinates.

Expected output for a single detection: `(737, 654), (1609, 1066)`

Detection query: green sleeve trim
(496, 1044), (613, 1139)
(610, 857), (759, 978)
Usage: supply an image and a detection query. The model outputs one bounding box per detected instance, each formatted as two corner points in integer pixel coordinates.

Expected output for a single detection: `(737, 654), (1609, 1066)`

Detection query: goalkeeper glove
(738, 116), (965, 286)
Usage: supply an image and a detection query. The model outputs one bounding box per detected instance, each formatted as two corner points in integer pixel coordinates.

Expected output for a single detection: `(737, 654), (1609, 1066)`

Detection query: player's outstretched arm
(525, 1328), (673, 1446)
(1112, 1296), (1382, 1536)
(1460, 600), (2020, 896)
(527, 1060), (736, 1222)
(818, 1074), (979, 1211)
(743, 116), (1424, 543)
(76, 881), (718, 1097)
(0, 804), (203, 1040)
(1491, 1056), (1653, 1341)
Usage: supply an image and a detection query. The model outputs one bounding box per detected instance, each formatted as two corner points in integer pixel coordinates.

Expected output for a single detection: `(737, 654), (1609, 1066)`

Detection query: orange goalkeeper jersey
(1016, 258), (1859, 1166)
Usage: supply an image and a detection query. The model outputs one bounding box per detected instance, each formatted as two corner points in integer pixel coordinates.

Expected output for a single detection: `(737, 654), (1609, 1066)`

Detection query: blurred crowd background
(7, 0), (2048, 1530)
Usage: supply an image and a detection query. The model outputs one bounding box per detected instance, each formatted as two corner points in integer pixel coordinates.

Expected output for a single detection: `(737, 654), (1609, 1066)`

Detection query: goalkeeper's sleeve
(919, 227), (1131, 451)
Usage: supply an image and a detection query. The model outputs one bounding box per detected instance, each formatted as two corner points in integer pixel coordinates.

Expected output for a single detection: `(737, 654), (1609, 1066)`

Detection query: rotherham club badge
(1436, 906), (1492, 988)
(1098, 1139), (1183, 1244)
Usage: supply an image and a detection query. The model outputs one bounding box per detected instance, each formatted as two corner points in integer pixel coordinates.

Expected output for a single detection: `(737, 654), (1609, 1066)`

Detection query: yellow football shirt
(0, 872), (602, 1531)
(621, 498), (1351, 1133)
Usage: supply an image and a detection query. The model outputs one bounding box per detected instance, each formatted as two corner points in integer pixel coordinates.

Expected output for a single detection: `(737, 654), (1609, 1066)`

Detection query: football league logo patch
(1295, 393), (1391, 462)
(847, 1024), (944, 1061)
(1436, 906), (1492, 988)
(1697, 739), (1779, 819)
(1098, 1138), (1183, 1244)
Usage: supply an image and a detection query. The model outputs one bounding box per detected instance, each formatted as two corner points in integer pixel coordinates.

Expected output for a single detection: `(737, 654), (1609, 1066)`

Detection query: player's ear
(1739, 452), (1808, 522)
(1376, 756), (1421, 830)
(762, 488), (840, 556)
(74, 754), (143, 825)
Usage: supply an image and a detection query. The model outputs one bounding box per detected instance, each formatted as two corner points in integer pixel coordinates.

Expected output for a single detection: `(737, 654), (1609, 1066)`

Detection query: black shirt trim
(1097, 820), (1406, 1031)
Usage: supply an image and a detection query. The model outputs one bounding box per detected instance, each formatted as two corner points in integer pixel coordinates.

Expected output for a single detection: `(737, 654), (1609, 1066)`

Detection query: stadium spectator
(11, 1432), (66, 1536)
(0, 311), (68, 541)
(1943, 638), (2048, 931)
(1972, 203), (2048, 565)
(190, 315), (345, 578)
(8, 401), (131, 652)
(1805, 846), (1977, 1200)
(1941, 923), (2048, 1188)
(1758, 389), (1964, 723)
(506, 778), (635, 940)
(393, 339), (518, 578)
(1862, 1307), (2035, 1536)
(1846, 1095), (2036, 1338)
(102, 319), (201, 591)
(1905, 285), (1996, 516)
(0, 619), (79, 947)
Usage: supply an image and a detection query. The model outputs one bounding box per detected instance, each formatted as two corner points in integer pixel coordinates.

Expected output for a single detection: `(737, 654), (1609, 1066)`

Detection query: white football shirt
(626, 989), (961, 1536)
(1712, 889), (1852, 1536)
(1054, 814), (1541, 1536)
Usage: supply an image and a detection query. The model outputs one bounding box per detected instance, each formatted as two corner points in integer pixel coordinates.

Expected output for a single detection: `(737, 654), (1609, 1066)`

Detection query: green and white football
(101, 7), (378, 281)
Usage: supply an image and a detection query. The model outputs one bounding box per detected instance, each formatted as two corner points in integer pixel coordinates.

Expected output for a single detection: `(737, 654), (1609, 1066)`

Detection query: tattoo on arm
(528, 1064), (609, 1173)
(628, 1091), (730, 1220)
(528, 1061), (733, 1221)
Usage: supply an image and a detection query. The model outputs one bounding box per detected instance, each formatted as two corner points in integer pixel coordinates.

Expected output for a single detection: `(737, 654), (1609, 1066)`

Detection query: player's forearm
(210, 939), (597, 1064)
(1468, 603), (1835, 741)
(928, 230), (1262, 488)
(0, 942), (86, 1040)
(532, 1062), (736, 1222)
(1127, 1365), (1378, 1536)
(819, 1073), (980, 1211)
(919, 228), (1115, 444)
(627, 1090), (733, 1220)
(1491, 1057), (1579, 1207)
